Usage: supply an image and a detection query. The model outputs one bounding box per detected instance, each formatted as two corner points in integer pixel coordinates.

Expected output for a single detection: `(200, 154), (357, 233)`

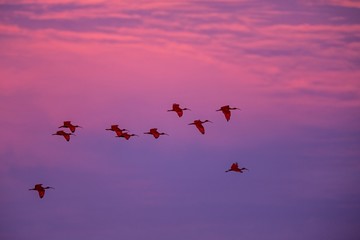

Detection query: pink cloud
(301, 0), (360, 8)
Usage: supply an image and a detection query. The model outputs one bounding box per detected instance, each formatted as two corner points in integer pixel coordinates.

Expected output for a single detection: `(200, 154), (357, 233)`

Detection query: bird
(116, 132), (138, 140)
(29, 184), (54, 199)
(167, 103), (190, 117)
(144, 128), (169, 139)
(106, 125), (128, 137)
(188, 120), (212, 134)
(52, 130), (75, 142)
(216, 105), (240, 121)
(225, 162), (248, 173)
(59, 121), (82, 133)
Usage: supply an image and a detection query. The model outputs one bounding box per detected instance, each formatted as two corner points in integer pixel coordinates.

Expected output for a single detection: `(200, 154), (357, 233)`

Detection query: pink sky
(1, 1), (360, 240)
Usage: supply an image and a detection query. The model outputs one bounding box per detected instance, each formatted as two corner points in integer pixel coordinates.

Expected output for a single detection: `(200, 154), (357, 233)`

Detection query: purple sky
(0, 0), (360, 239)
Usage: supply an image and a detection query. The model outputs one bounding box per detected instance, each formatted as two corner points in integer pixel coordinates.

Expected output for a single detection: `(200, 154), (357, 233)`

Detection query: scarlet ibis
(59, 121), (82, 133)
(225, 162), (248, 173)
(216, 105), (240, 121)
(144, 128), (169, 139)
(167, 103), (190, 117)
(116, 132), (138, 140)
(52, 130), (75, 142)
(106, 125), (128, 137)
(29, 184), (54, 199)
(188, 120), (212, 134)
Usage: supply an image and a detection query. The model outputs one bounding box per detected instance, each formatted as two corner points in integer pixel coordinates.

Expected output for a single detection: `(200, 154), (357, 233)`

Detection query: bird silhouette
(29, 184), (54, 199)
(52, 130), (75, 142)
(59, 121), (82, 133)
(216, 105), (240, 121)
(144, 128), (169, 139)
(225, 162), (248, 173)
(106, 125), (128, 137)
(116, 132), (138, 140)
(188, 120), (212, 134)
(167, 103), (190, 117)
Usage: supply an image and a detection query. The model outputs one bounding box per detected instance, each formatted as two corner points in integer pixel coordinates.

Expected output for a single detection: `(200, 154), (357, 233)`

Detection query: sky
(0, 0), (359, 239)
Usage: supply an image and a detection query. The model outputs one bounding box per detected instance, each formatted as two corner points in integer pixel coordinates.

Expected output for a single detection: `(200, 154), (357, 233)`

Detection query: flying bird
(52, 130), (75, 142)
(29, 184), (54, 199)
(59, 121), (82, 133)
(167, 103), (190, 117)
(188, 120), (212, 134)
(225, 162), (248, 173)
(216, 105), (240, 121)
(106, 125), (128, 137)
(116, 132), (138, 140)
(144, 128), (169, 139)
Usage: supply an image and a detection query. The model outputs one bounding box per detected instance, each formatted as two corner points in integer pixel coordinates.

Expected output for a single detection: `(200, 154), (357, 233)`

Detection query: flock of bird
(30, 104), (248, 199)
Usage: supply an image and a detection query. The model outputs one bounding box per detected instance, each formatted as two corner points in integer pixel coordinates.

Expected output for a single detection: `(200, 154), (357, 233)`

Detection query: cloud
(301, 0), (360, 8)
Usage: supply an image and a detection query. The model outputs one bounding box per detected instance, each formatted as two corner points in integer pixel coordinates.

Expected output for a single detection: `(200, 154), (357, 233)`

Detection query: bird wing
(153, 132), (160, 138)
(176, 110), (183, 117)
(196, 123), (205, 134)
(38, 189), (45, 198)
(115, 130), (123, 137)
(231, 163), (238, 170)
(63, 134), (70, 141)
(110, 125), (119, 131)
(69, 125), (76, 133)
(222, 109), (231, 121)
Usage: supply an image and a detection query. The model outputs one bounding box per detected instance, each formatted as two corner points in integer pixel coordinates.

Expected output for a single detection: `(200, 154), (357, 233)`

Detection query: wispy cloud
(301, 0), (360, 8)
